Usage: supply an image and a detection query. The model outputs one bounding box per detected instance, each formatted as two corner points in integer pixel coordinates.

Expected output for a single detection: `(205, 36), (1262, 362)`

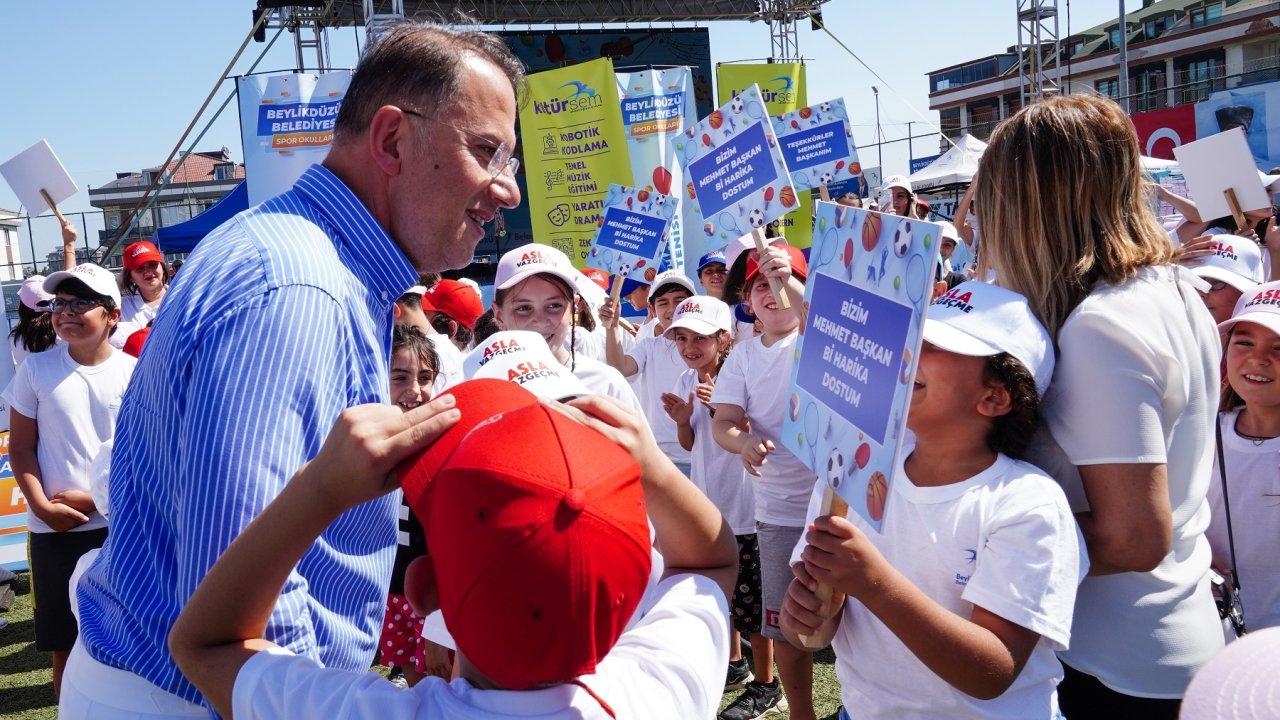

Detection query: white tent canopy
(907, 134), (987, 189)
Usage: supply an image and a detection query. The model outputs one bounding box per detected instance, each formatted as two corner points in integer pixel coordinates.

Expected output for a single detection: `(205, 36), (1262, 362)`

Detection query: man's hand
(303, 395), (460, 514)
(801, 514), (894, 601)
(554, 394), (670, 481)
(739, 434), (773, 477)
(661, 392), (695, 426)
(61, 220), (77, 247)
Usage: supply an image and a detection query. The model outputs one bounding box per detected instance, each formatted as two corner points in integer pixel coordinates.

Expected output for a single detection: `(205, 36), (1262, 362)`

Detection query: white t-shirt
(567, 323), (607, 363)
(676, 369), (754, 535)
(428, 331), (466, 393)
(711, 331), (815, 526)
(1024, 264), (1224, 698)
(571, 355), (643, 414)
(798, 451), (1086, 719)
(10, 335), (64, 366)
(626, 335), (692, 465)
(3, 345), (136, 533)
(232, 574), (729, 720)
(1206, 408), (1280, 631)
(111, 292), (163, 349)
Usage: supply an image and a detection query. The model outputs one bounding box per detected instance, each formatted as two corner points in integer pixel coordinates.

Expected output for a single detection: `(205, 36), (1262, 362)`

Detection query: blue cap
(697, 251), (727, 272)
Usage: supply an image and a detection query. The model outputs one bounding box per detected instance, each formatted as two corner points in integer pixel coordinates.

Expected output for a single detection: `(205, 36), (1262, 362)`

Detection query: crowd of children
(11, 91), (1280, 720)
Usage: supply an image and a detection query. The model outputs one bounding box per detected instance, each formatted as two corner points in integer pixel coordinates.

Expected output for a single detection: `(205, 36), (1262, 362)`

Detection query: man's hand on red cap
(303, 395), (460, 514)
(550, 394), (670, 482)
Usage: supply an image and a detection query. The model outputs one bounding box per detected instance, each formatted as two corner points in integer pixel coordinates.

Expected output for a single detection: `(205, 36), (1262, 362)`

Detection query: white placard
(0, 140), (78, 216)
(1173, 127), (1270, 220)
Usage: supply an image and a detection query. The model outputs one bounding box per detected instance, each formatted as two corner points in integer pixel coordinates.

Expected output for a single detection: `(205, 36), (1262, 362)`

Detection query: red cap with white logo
(924, 281), (1055, 396)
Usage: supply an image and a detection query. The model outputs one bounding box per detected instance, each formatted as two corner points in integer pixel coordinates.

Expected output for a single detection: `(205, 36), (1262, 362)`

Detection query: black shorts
(29, 527), (108, 652)
(731, 533), (763, 635)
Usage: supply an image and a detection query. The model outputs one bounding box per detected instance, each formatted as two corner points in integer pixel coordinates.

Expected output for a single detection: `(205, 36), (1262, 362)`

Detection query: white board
(0, 140), (78, 216)
(1173, 128), (1270, 220)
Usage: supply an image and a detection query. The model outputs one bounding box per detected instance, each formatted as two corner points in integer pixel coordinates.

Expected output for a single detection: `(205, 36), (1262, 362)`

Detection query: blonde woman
(975, 94), (1222, 719)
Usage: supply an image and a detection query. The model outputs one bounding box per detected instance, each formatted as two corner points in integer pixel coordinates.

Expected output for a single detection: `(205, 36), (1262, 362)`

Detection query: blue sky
(0, 0), (1127, 258)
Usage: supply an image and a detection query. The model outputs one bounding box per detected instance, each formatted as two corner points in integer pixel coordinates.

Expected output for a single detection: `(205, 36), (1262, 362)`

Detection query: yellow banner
(519, 58), (633, 267)
(716, 63), (812, 248)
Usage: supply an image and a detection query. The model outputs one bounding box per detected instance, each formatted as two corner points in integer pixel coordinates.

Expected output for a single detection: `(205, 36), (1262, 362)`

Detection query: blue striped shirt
(75, 165), (419, 707)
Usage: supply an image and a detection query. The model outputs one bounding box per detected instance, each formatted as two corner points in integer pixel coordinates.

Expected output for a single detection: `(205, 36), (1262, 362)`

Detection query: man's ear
(367, 105), (410, 179)
(447, 319), (460, 341)
(404, 555), (440, 618)
(393, 303), (404, 321)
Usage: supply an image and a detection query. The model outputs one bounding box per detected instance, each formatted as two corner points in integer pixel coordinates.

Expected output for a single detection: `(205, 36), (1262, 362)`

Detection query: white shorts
(59, 638), (207, 719)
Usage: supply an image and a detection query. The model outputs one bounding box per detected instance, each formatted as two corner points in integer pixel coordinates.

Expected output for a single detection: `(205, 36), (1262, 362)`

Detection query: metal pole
(873, 86), (883, 173)
(908, 121), (914, 168)
(1117, 0), (1129, 112)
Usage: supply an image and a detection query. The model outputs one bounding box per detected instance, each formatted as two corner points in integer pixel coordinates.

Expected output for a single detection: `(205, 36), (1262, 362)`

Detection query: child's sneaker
(725, 657), (753, 691)
(718, 679), (787, 720)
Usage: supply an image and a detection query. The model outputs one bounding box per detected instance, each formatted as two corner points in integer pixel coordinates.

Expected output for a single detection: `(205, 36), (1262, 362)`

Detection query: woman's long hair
(975, 94), (1175, 338)
(9, 304), (55, 354)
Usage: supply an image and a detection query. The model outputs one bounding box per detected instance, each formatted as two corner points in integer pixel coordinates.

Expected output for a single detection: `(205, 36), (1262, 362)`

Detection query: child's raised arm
(168, 397), (460, 717)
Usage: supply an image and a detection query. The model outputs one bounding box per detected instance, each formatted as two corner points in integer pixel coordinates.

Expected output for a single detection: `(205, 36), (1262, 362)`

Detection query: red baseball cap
(123, 241), (164, 272)
(420, 279), (484, 330)
(580, 267), (610, 292)
(122, 327), (151, 358)
(744, 243), (808, 285)
(397, 379), (651, 690)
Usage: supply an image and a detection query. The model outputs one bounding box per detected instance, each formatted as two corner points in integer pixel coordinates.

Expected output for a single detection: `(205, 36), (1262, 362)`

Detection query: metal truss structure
(1016, 0), (1062, 107)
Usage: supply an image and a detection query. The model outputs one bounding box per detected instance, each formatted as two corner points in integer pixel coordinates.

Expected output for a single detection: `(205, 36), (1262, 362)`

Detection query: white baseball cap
(463, 330), (590, 401)
(664, 295), (732, 338)
(1188, 235), (1265, 293)
(883, 174), (912, 193)
(495, 244), (580, 292)
(18, 275), (53, 311)
(1220, 280), (1280, 336)
(646, 269), (696, 301)
(923, 281), (1055, 396)
(570, 268), (608, 307)
(1181, 626), (1280, 720)
(938, 221), (960, 244)
(44, 263), (121, 307)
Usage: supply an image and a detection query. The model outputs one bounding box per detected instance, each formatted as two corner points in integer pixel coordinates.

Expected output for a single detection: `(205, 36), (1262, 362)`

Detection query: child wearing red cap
(420, 279), (484, 353)
(711, 242), (816, 720)
(113, 240), (169, 350)
(169, 381), (738, 719)
(781, 282), (1085, 719)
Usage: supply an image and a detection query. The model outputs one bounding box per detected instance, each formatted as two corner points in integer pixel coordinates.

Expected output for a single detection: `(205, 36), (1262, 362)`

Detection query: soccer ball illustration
(818, 171), (833, 187)
(731, 96), (744, 114)
(617, 261), (633, 278)
(819, 101), (832, 113)
(654, 194), (667, 207)
(893, 221), (913, 258)
(826, 448), (845, 490)
(748, 207), (766, 228)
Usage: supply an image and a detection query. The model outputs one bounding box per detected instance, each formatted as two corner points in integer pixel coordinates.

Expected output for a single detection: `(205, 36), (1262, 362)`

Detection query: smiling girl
(4, 264), (135, 700)
(1208, 283), (1280, 632)
(490, 244), (640, 411)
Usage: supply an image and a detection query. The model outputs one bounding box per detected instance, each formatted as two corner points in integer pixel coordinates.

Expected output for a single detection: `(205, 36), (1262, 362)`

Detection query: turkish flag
(1130, 105), (1197, 160)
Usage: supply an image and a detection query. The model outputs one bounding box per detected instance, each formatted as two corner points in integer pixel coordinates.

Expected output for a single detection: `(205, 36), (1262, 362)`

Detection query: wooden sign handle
(39, 188), (70, 229)
(1225, 188), (1249, 234)
(797, 484), (850, 649)
(607, 276), (639, 336)
(751, 228), (791, 310)
(819, 184), (832, 203)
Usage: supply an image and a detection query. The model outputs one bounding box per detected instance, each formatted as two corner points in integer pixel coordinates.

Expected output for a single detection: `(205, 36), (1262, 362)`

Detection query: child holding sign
(781, 281), (1086, 719)
(711, 242), (815, 720)
(658, 296), (770, 699)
